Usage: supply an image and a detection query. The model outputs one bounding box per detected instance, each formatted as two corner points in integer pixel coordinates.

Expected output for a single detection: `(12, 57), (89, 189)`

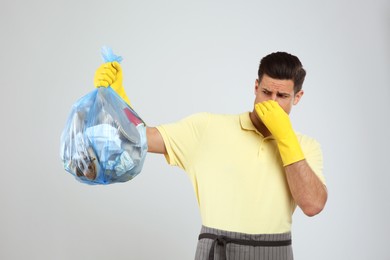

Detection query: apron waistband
(199, 233), (292, 260)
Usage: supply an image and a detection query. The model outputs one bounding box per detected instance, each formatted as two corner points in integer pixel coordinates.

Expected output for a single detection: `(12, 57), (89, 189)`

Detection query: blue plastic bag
(60, 48), (147, 184)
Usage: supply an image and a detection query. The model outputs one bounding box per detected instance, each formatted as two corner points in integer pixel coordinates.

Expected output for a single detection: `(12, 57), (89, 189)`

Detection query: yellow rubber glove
(255, 100), (305, 166)
(94, 61), (132, 107)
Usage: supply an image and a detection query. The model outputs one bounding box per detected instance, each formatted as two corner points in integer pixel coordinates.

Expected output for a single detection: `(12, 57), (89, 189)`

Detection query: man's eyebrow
(261, 87), (272, 92)
(261, 87), (290, 96)
(277, 92), (291, 97)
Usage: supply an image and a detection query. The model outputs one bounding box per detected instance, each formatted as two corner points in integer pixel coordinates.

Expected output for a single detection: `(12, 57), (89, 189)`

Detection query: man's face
(254, 74), (304, 115)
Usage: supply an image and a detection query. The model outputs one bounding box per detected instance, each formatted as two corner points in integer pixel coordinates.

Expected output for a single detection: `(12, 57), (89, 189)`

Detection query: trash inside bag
(60, 87), (147, 185)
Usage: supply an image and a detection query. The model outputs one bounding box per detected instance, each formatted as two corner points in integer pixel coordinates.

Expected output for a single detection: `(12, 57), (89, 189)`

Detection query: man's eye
(277, 94), (289, 98)
(262, 90), (271, 95)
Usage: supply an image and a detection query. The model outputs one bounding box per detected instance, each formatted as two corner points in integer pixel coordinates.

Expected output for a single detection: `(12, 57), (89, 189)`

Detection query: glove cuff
(276, 134), (305, 166)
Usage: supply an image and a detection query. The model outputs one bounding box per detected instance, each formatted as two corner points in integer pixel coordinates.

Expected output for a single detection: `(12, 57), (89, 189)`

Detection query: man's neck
(249, 110), (271, 137)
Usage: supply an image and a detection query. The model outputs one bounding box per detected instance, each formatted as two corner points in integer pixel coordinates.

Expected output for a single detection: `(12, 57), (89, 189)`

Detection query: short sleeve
(298, 134), (326, 185)
(156, 113), (211, 170)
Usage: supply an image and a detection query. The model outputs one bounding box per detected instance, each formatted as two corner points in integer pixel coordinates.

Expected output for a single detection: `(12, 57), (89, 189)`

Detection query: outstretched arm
(146, 127), (167, 154)
(94, 62), (167, 155)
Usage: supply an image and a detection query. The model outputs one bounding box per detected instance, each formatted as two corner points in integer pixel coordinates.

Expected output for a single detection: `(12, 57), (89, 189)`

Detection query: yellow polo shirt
(156, 112), (325, 234)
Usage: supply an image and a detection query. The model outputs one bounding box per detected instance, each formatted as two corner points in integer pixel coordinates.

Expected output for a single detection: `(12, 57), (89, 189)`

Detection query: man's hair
(258, 52), (306, 93)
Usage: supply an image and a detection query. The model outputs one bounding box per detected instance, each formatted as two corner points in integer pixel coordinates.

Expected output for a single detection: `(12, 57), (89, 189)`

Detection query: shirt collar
(239, 112), (274, 139)
(239, 112), (257, 132)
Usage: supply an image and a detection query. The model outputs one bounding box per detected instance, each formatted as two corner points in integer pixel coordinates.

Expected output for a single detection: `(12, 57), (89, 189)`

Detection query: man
(94, 52), (328, 260)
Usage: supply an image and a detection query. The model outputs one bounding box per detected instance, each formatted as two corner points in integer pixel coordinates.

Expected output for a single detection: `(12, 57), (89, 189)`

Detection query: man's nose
(270, 94), (278, 101)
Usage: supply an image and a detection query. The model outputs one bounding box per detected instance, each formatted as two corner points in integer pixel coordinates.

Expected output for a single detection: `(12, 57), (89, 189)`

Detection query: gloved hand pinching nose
(255, 100), (305, 166)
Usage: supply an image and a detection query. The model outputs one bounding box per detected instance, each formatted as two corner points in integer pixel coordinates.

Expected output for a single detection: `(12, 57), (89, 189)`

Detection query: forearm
(284, 160), (327, 216)
(146, 127), (167, 154)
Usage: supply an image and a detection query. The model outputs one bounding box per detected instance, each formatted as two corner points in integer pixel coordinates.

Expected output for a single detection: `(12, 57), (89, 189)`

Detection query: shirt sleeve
(298, 134), (326, 185)
(156, 113), (211, 170)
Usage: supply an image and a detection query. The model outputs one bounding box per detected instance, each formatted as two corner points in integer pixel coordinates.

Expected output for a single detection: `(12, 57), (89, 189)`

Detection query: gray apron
(195, 226), (293, 260)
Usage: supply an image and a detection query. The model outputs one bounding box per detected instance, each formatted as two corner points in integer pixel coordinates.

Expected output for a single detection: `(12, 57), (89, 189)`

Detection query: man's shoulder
(187, 112), (243, 121)
(296, 132), (321, 149)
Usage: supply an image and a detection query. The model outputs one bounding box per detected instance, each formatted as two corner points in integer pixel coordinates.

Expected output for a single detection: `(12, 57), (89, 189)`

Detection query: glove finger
(94, 65), (114, 79)
(101, 69), (116, 82)
(94, 74), (105, 87)
(269, 100), (281, 110)
(95, 73), (113, 84)
(94, 63), (114, 87)
(111, 61), (122, 73)
(269, 101), (287, 116)
(102, 62), (117, 73)
(94, 79), (110, 88)
(255, 103), (265, 117)
(261, 100), (274, 111)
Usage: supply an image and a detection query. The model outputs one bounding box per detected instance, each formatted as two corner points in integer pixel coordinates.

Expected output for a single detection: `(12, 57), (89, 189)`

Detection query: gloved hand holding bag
(60, 47), (147, 185)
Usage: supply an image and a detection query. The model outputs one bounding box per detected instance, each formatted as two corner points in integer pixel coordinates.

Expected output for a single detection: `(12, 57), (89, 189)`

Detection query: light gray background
(1, 0), (389, 259)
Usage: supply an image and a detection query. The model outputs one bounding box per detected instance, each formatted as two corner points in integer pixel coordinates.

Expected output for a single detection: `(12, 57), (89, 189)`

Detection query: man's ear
(293, 90), (304, 105)
(254, 79), (260, 95)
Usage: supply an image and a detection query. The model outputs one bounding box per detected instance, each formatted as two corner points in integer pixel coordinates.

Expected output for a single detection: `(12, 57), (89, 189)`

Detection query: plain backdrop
(1, 0), (389, 259)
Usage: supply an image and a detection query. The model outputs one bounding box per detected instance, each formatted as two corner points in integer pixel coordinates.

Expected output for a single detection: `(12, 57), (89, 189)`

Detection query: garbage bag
(60, 47), (147, 185)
